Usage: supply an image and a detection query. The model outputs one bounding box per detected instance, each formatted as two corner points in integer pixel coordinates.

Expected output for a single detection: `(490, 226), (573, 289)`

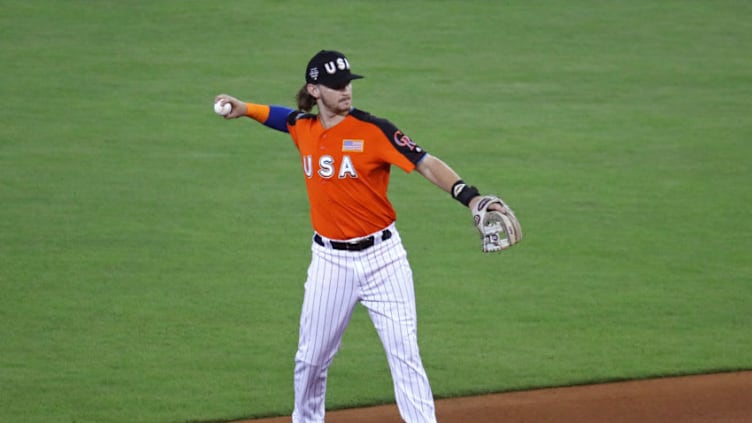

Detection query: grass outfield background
(1, 1), (751, 422)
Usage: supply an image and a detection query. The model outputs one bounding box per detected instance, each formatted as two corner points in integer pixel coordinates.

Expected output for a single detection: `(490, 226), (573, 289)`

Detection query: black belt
(314, 229), (392, 251)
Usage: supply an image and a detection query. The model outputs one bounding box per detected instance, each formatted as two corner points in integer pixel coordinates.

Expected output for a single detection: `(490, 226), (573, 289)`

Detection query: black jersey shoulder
(349, 108), (397, 136)
(287, 111), (317, 126)
(349, 108), (427, 164)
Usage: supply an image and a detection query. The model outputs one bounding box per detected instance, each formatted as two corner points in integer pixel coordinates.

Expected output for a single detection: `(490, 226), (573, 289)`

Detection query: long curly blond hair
(296, 84), (317, 112)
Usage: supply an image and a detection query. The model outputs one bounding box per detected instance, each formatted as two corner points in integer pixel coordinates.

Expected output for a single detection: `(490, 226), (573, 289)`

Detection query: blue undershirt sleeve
(264, 105), (295, 133)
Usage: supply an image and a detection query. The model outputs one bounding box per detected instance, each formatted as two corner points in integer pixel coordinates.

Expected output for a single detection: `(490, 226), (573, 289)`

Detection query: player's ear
(306, 83), (319, 98)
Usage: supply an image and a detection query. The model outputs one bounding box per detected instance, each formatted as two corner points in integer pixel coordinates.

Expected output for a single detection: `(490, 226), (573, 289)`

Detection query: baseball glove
(472, 195), (522, 253)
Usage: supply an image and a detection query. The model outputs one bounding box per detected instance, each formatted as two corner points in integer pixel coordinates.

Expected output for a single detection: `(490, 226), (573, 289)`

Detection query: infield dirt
(237, 371), (751, 422)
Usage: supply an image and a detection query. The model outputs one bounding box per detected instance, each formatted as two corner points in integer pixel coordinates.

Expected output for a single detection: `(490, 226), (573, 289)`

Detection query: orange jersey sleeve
(287, 109), (427, 239)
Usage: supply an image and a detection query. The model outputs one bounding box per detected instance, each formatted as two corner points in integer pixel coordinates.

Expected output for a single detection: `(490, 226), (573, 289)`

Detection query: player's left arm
(416, 154), (486, 210)
(417, 154), (522, 252)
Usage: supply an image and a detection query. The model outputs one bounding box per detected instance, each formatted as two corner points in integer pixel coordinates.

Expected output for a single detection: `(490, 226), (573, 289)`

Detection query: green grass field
(2, 1), (751, 422)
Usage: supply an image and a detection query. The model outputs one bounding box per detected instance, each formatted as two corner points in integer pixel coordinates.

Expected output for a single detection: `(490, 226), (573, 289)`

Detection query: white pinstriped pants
(292, 224), (437, 423)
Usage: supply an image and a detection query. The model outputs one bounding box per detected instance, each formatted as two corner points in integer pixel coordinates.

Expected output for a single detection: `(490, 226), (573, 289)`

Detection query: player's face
(317, 83), (353, 114)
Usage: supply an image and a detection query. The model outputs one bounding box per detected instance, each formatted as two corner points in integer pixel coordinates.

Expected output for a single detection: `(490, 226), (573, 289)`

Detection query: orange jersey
(287, 109), (427, 239)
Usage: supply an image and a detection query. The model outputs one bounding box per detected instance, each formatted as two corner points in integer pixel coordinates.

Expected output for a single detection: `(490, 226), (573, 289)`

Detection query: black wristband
(451, 180), (480, 207)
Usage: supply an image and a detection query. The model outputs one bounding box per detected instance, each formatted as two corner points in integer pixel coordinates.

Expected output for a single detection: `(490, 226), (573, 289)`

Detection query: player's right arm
(214, 94), (294, 133)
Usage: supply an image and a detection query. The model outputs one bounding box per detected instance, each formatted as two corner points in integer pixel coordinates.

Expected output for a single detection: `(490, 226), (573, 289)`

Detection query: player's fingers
(214, 94), (238, 107)
(488, 203), (505, 213)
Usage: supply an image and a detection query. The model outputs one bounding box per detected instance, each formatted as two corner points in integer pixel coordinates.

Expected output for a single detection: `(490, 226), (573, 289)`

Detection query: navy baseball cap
(305, 50), (363, 89)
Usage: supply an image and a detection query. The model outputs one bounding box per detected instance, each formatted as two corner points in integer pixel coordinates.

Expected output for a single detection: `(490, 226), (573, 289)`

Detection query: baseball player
(214, 50), (521, 423)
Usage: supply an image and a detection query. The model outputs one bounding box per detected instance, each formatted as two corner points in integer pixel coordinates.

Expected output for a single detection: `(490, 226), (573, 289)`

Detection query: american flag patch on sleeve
(342, 139), (364, 152)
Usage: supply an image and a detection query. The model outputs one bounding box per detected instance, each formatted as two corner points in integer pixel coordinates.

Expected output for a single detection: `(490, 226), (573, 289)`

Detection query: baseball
(214, 100), (232, 116)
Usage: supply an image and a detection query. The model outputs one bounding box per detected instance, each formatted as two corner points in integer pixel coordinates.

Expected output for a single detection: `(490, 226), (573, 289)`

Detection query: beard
(319, 93), (352, 115)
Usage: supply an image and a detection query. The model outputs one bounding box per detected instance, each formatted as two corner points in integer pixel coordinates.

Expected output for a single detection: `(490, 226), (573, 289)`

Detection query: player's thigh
(297, 250), (360, 361)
